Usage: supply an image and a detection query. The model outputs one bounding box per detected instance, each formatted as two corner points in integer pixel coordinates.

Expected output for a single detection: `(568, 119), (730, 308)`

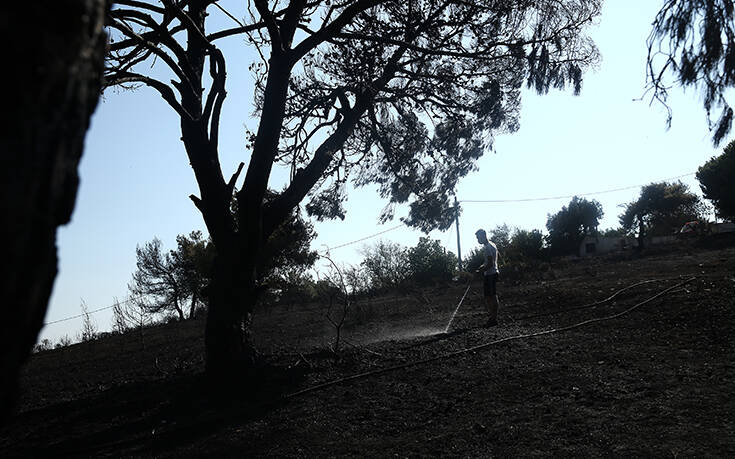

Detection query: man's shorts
(483, 273), (499, 297)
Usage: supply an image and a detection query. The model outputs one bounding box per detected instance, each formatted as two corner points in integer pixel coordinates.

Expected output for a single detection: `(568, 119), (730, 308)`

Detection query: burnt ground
(2, 237), (734, 457)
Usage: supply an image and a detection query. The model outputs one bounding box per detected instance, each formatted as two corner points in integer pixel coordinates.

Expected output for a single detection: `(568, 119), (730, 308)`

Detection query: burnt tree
(105, 0), (601, 378)
(0, 1), (107, 421)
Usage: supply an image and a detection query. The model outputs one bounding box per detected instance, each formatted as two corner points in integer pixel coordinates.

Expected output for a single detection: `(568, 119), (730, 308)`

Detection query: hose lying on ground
(516, 277), (688, 320)
(285, 277), (695, 399)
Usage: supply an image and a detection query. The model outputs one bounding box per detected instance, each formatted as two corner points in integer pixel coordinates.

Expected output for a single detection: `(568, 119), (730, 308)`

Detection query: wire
(459, 172), (696, 203)
(43, 171), (697, 328)
(42, 295), (145, 326)
(319, 223), (404, 253)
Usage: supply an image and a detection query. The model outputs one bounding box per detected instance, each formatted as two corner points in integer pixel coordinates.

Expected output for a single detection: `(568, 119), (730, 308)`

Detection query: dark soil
(2, 239), (734, 457)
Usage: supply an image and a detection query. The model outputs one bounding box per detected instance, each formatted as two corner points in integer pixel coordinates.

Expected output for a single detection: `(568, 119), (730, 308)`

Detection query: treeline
(274, 237), (459, 307)
(490, 135), (735, 262)
(42, 139), (731, 347)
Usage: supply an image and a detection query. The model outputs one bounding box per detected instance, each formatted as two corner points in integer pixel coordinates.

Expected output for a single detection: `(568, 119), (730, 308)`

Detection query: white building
(579, 236), (635, 257)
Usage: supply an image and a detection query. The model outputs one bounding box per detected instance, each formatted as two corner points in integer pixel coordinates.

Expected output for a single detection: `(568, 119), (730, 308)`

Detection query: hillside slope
(2, 242), (734, 457)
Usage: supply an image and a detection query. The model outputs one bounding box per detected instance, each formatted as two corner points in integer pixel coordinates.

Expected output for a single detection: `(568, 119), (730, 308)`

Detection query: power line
(320, 223), (405, 253)
(46, 224), (407, 326)
(44, 172), (699, 327)
(459, 172), (696, 203)
(43, 295), (144, 326)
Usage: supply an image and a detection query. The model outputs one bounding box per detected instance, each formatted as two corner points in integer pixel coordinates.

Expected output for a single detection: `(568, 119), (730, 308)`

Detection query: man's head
(475, 229), (488, 244)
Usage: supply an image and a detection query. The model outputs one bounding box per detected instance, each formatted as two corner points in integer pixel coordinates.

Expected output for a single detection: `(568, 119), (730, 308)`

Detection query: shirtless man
(475, 229), (500, 327)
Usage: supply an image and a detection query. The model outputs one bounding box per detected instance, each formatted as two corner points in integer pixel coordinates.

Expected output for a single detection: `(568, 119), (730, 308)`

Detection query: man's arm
(476, 245), (489, 273)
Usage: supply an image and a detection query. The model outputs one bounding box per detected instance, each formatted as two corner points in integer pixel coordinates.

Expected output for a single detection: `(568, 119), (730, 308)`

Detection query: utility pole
(454, 196), (462, 271)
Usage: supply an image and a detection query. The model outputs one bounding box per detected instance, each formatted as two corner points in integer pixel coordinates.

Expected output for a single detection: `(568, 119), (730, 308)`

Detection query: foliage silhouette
(697, 139), (735, 221)
(407, 237), (457, 286)
(647, 0), (735, 144)
(619, 181), (704, 247)
(105, 0), (602, 375)
(546, 196), (603, 256)
(360, 241), (411, 293)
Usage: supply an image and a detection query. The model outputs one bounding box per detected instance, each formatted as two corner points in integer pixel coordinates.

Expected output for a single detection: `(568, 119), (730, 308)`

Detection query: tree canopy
(545, 196), (603, 256)
(105, 0), (602, 373)
(106, 0), (601, 235)
(647, 0), (735, 144)
(360, 240), (411, 292)
(697, 139), (735, 221)
(619, 181), (704, 244)
(129, 231), (214, 321)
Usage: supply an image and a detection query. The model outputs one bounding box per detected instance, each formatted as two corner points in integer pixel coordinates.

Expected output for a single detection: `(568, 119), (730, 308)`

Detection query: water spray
(443, 282), (473, 333)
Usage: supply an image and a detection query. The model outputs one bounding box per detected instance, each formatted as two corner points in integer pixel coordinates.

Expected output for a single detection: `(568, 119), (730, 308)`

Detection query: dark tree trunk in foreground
(0, 1), (107, 422)
(204, 251), (258, 377)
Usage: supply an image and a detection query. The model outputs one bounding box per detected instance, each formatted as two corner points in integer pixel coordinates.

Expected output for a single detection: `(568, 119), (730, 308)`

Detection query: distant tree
(111, 297), (129, 334)
(32, 339), (52, 353)
(123, 295), (154, 331)
(488, 224), (512, 254)
(619, 181), (704, 246)
(55, 335), (72, 349)
(128, 231), (220, 320)
(546, 196), (604, 256)
(170, 231), (216, 317)
(360, 241), (410, 292)
(647, 0), (735, 144)
(600, 227), (626, 237)
(407, 237), (457, 285)
(105, 0), (602, 375)
(271, 268), (317, 307)
(315, 278), (343, 303)
(511, 228), (545, 260)
(697, 139), (735, 221)
(344, 264), (371, 300)
(464, 247), (485, 273)
(257, 202), (319, 288)
(129, 238), (189, 321)
(78, 300), (98, 342)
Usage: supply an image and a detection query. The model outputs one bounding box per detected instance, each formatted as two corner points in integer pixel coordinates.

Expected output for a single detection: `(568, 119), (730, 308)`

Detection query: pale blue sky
(40, 1), (727, 343)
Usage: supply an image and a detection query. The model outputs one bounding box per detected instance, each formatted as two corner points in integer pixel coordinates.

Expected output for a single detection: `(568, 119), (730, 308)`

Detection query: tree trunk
(204, 251), (259, 379)
(637, 216), (646, 249)
(0, 0), (107, 423)
(188, 291), (198, 319)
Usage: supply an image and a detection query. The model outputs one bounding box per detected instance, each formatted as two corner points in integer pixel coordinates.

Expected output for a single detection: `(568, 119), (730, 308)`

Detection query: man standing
(475, 229), (500, 327)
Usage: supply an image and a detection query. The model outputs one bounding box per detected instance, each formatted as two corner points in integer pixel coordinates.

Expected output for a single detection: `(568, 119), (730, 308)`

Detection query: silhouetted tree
(511, 228), (545, 260)
(129, 238), (189, 321)
(105, 0), (601, 376)
(464, 247), (486, 273)
(257, 200), (319, 288)
(488, 224), (512, 254)
(600, 227), (626, 237)
(1, 1), (107, 422)
(171, 231), (215, 317)
(78, 300), (98, 342)
(620, 181), (704, 247)
(55, 335), (72, 350)
(360, 241), (410, 292)
(111, 297), (129, 334)
(697, 139), (735, 220)
(407, 237), (457, 285)
(647, 0), (735, 144)
(546, 196), (603, 256)
(32, 339), (53, 354)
